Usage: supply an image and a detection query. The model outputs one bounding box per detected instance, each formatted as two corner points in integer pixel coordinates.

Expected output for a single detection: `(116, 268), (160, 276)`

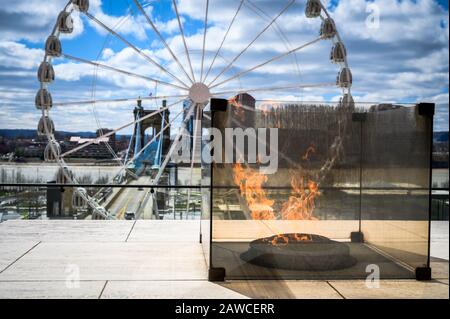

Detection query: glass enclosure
(202, 97), (432, 280)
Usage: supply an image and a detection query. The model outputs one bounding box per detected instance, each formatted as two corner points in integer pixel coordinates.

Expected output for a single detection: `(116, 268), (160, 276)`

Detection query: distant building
(63, 128), (117, 159)
(96, 128), (116, 149)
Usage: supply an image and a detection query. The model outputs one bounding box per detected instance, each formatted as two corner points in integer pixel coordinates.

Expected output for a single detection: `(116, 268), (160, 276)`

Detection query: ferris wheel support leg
(185, 105), (202, 218)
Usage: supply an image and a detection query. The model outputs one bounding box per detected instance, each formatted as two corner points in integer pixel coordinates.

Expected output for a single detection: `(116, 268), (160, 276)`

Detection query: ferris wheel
(36, 0), (353, 219)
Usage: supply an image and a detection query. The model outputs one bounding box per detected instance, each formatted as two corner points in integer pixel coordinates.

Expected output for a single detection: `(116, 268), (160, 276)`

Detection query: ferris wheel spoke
(172, 0), (196, 82)
(85, 12), (190, 90)
(62, 53), (189, 91)
(60, 98), (185, 158)
(207, 0), (295, 87)
(132, 0), (194, 85)
(200, 0), (210, 82)
(212, 82), (336, 96)
(203, 0), (244, 84)
(244, 0), (290, 48)
(244, 0), (302, 80)
(210, 37), (323, 90)
(111, 107), (185, 183)
(53, 94), (188, 107)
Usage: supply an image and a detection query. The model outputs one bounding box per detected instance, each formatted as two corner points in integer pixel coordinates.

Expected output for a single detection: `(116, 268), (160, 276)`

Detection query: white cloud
(101, 48), (115, 59)
(0, 0), (448, 132)
(87, 0), (151, 41)
(430, 93), (450, 105)
(0, 0), (84, 42)
(333, 0), (449, 44)
(0, 41), (43, 70)
(155, 17), (185, 35)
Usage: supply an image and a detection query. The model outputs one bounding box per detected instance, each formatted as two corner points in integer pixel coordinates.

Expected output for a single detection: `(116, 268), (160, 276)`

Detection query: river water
(0, 163), (202, 185)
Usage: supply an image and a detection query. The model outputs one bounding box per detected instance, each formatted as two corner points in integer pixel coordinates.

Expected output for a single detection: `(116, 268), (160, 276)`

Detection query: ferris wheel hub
(189, 82), (211, 104)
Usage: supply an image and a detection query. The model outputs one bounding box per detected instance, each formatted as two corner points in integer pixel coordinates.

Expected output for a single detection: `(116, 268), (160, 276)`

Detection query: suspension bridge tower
(125, 99), (171, 176)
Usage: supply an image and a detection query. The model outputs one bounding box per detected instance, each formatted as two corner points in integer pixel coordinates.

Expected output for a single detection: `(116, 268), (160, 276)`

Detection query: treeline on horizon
(0, 128), (447, 142)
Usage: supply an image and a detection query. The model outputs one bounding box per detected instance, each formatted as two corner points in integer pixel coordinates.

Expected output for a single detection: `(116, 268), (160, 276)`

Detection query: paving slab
(431, 221), (449, 260)
(0, 220), (134, 243)
(431, 258), (449, 279)
(0, 281), (105, 299)
(328, 280), (449, 299)
(101, 281), (248, 299)
(435, 278), (449, 285)
(219, 280), (343, 299)
(127, 220), (200, 242)
(0, 242), (39, 272)
(0, 242), (207, 281)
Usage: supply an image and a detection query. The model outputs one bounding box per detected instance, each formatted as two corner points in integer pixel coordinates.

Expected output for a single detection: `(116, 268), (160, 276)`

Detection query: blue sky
(0, 0), (448, 133)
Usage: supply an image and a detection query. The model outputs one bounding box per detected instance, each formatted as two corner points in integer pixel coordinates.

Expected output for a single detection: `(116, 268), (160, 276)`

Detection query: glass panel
(360, 105), (432, 275)
(209, 98), (431, 279)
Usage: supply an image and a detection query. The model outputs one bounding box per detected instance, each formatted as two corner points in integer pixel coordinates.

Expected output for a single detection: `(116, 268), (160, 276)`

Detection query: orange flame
(271, 234), (290, 246)
(302, 145), (316, 161)
(280, 173), (320, 221)
(232, 140), (321, 245)
(233, 163), (275, 220)
(295, 233), (313, 241)
(268, 233), (313, 246)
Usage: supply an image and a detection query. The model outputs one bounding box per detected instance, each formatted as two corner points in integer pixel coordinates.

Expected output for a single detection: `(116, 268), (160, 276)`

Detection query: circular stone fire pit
(240, 233), (357, 271)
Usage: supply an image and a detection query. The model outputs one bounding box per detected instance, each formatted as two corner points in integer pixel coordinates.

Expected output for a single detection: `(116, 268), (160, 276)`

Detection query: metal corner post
(207, 98), (228, 281)
(416, 102), (435, 280)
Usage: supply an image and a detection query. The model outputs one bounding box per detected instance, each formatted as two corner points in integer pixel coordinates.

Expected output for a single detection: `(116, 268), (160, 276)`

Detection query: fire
(268, 233), (313, 246)
(279, 145), (320, 222)
(295, 234), (312, 241)
(271, 234), (289, 246)
(302, 145), (316, 161)
(280, 173), (320, 221)
(233, 163), (275, 220)
(232, 135), (320, 245)
(232, 164), (320, 223)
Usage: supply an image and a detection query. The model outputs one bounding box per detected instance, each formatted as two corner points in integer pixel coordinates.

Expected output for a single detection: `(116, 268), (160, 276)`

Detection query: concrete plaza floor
(0, 220), (448, 299)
